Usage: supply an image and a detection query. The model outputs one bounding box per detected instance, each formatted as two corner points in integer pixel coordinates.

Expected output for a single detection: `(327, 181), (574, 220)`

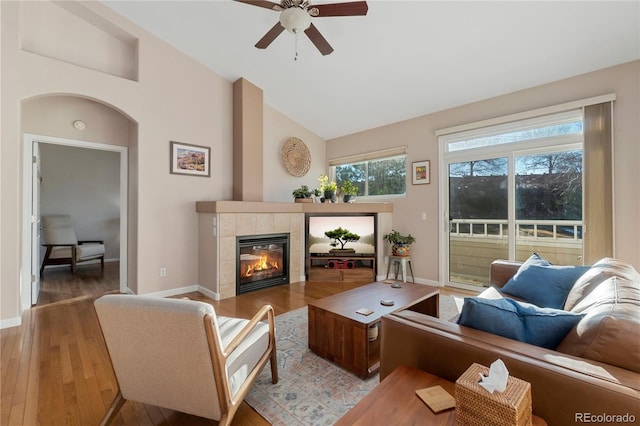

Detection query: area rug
(245, 294), (458, 425)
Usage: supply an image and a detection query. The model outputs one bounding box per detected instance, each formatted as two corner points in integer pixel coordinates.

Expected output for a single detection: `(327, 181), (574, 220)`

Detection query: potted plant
(340, 180), (359, 203)
(292, 185), (320, 203)
(383, 229), (416, 256)
(318, 175), (338, 203)
(325, 227), (360, 254)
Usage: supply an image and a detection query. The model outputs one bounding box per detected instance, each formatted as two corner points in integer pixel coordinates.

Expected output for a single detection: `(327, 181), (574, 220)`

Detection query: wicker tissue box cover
(455, 363), (532, 426)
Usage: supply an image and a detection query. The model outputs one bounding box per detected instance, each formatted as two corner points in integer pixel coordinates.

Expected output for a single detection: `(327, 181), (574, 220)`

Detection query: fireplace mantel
(196, 200), (393, 214)
(197, 201), (393, 300)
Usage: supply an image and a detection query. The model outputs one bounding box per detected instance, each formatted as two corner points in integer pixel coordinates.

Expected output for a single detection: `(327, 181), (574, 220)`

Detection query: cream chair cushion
(49, 243), (105, 260)
(42, 215), (77, 244)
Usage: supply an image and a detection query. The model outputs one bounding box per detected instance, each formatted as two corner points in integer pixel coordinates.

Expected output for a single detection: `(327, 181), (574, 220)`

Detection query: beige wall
(0, 0), (324, 325)
(263, 105), (327, 202)
(3, 0), (636, 325)
(22, 95), (132, 146)
(2, 0), (233, 322)
(327, 60), (640, 281)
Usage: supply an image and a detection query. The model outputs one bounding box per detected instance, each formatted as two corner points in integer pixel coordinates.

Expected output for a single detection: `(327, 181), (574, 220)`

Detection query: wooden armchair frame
(40, 240), (105, 276)
(98, 298), (278, 426)
(40, 215), (105, 277)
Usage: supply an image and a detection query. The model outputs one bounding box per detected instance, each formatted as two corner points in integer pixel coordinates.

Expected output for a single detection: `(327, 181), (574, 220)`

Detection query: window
(441, 110), (585, 290)
(329, 147), (407, 197)
(447, 111), (583, 152)
(439, 96), (614, 291)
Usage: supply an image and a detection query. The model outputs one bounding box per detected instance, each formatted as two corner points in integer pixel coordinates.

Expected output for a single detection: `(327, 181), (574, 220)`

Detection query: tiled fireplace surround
(197, 201), (393, 300)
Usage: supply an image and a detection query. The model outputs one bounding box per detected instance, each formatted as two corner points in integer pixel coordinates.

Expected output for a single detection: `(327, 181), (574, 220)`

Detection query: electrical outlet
(160, 268), (167, 277)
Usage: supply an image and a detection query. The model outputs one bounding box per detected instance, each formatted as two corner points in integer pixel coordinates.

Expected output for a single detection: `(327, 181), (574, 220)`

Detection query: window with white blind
(329, 147), (407, 198)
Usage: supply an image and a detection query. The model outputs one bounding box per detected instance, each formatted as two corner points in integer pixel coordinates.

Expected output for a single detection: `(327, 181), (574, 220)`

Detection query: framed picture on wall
(170, 141), (211, 177)
(412, 160), (430, 185)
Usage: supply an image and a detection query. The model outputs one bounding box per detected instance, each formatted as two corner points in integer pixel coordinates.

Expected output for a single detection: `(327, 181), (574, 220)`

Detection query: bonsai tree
(292, 185), (320, 199)
(325, 227), (360, 252)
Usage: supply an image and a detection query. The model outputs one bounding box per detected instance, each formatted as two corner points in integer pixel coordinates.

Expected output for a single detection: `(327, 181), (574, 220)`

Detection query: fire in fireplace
(237, 233), (289, 294)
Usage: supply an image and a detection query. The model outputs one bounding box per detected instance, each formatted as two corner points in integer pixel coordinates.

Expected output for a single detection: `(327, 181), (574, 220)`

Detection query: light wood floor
(36, 262), (121, 307)
(1, 263), (388, 425)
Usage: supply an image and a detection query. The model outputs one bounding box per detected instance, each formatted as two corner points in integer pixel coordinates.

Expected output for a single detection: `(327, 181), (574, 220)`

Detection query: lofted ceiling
(102, 1), (640, 140)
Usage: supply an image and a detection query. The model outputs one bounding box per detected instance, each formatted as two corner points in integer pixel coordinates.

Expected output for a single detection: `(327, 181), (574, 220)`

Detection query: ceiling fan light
(280, 7), (311, 33)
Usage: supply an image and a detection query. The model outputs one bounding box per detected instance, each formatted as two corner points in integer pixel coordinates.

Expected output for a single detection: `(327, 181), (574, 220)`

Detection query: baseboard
(415, 277), (441, 286)
(129, 284), (219, 300)
(145, 285), (200, 298)
(1, 316), (22, 330)
(197, 286), (220, 301)
(375, 274), (441, 287)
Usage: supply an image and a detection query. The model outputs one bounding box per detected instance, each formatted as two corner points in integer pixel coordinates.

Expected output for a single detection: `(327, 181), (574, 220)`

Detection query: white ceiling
(103, 1), (640, 140)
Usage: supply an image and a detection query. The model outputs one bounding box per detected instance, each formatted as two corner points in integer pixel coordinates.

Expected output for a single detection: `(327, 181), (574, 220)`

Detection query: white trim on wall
(435, 93), (616, 137)
(21, 133), (128, 315)
(145, 285), (220, 301)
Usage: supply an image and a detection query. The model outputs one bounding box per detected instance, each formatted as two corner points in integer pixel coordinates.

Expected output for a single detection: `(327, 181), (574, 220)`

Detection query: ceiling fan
(236, 0), (368, 56)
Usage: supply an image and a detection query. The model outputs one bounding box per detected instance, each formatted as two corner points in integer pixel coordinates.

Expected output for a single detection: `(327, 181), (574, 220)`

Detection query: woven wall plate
(281, 137), (311, 177)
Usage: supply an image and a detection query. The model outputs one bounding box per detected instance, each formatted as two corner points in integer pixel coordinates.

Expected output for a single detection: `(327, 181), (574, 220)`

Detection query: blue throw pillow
(457, 297), (584, 349)
(501, 253), (590, 309)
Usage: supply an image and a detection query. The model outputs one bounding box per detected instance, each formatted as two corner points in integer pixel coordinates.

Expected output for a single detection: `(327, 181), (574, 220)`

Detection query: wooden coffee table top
(307, 281), (439, 325)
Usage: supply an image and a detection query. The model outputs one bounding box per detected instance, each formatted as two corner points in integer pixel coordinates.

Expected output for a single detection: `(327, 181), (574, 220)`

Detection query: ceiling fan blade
(255, 22), (285, 49)
(234, 0), (280, 11)
(304, 23), (334, 55)
(313, 1), (368, 17)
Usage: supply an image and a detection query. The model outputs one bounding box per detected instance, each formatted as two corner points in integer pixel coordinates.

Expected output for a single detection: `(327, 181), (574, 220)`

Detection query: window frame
(438, 94), (616, 290)
(439, 109), (585, 290)
(329, 147), (408, 199)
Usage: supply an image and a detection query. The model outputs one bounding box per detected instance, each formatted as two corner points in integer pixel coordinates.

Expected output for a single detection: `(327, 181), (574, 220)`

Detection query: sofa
(380, 256), (640, 426)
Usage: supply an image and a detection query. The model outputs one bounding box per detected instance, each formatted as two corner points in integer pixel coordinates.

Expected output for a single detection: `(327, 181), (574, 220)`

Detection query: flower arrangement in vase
(340, 180), (359, 203)
(318, 175), (338, 203)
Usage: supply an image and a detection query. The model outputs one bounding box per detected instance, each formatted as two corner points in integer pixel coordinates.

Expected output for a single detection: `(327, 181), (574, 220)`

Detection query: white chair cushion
(49, 243), (105, 260)
(78, 243), (105, 258)
(42, 215), (78, 245)
(217, 316), (270, 397)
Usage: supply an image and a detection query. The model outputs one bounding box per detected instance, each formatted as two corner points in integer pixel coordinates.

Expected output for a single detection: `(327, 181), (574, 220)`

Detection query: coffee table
(335, 365), (548, 425)
(308, 281), (439, 378)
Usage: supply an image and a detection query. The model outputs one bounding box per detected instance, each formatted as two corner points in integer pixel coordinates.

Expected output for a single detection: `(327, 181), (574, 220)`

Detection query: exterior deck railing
(450, 219), (583, 241)
(448, 219), (583, 287)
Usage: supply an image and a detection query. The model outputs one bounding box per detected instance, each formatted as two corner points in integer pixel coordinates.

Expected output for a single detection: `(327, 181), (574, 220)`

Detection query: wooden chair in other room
(40, 215), (105, 277)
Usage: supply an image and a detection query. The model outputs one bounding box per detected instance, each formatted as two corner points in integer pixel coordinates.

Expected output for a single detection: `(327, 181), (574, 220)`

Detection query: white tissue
(478, 359), (509, 393)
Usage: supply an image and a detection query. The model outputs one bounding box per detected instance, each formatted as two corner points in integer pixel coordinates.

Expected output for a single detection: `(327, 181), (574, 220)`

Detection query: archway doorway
(20, 95), (134, 310)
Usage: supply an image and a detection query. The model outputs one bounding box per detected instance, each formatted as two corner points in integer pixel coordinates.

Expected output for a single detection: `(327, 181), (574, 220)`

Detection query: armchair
(94, 294), (278, 426)
(40, 215), (105, 276)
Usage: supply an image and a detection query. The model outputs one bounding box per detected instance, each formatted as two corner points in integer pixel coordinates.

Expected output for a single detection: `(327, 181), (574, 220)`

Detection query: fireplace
(236, 233), (290, 294)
